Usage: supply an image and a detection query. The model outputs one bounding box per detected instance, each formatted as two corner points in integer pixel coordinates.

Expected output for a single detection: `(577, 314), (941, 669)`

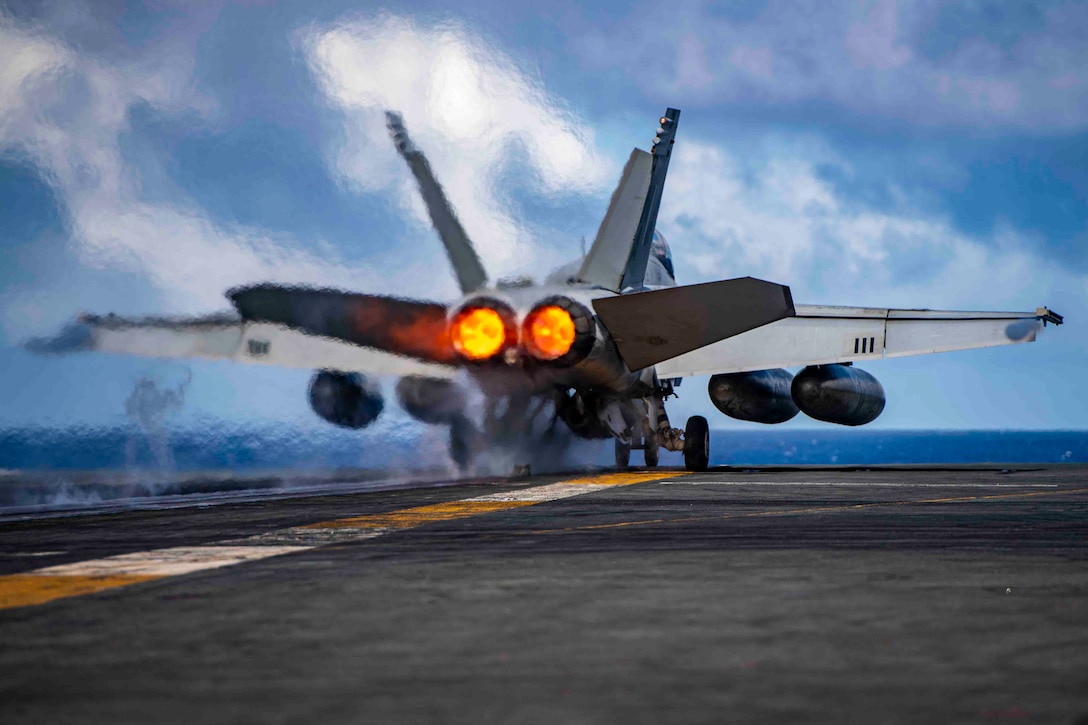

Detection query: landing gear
(683, 415), (709, 472)
(615, 434), (659, 469)
(449, 418), (478, 471)
(642, 442), (660, 467)
(396, 377), (482, 472)
(615, 439), (631, 469)
(643, 430), (660, 468)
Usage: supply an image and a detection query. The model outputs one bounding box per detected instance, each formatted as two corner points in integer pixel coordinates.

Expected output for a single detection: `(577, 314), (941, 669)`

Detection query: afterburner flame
(526, 305), (576, 360)
(450, 307), (506, 360)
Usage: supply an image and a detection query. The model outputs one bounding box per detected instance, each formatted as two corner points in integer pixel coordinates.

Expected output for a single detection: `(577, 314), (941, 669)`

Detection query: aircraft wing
(27, 312), (458, 379)
(654, 305), (1063, 378)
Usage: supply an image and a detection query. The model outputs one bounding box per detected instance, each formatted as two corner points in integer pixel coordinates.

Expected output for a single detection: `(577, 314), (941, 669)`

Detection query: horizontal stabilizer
(230, 285), (456, 365)
(592, 277), (795, 371)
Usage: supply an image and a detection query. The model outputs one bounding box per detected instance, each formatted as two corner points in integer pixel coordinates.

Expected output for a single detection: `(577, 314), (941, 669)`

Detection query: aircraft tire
(683, 415), (709, 472)
(615, 439), (631, 470)
(449, 418), (477, 471)
(644, 434), (660, 468)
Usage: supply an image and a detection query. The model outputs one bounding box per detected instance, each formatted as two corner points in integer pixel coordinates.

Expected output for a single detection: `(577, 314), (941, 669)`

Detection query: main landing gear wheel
(643, 434), (660, 468)
(449, 418), (478, 472)
(683, 415), (709, 472)
(615, 439), (631, 470)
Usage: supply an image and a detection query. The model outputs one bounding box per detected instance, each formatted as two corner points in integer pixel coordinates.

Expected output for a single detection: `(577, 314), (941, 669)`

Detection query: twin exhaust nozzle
(448, 296), (593, 366)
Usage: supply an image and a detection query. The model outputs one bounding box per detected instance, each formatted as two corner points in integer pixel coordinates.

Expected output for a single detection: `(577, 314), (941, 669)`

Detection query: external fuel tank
(791, 364), (885, 426)
(708, 369), (800, 424)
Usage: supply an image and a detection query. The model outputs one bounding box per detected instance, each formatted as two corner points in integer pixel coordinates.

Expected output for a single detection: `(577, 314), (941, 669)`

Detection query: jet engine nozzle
(524, 305), (575, 360)
(522, 296), (595, 366)
(449, 298), (518, 362)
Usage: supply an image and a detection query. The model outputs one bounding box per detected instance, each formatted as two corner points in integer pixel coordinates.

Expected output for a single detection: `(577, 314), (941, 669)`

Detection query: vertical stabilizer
(575, 149), (653, 291)
(386, 112), (488, 294)
(619, 108), (680, 291)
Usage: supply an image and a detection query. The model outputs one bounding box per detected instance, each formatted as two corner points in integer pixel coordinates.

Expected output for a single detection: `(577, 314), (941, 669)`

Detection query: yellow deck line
(301, 500), (537, 530)
(303, 472), (686, 530)
(536, 472), (679, 487)
(0, 574), (161, 610)
(0, 471), (684, 611)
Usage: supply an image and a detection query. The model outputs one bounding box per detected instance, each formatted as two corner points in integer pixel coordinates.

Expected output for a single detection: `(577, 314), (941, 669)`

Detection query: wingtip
(23, 320), (95, 355)
(1036, 307), (1064, 326)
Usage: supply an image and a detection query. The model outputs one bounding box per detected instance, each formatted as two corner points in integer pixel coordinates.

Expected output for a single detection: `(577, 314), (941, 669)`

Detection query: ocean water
(711, 429), (1087, 466)
(1, 425), (1085, 471)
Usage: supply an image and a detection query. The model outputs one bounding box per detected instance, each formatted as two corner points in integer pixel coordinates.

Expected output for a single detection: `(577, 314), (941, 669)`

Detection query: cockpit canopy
(650, 230), (674, 279)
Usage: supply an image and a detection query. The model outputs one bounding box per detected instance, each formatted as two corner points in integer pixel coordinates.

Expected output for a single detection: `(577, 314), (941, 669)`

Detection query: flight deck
(2, 465), (1087, 723)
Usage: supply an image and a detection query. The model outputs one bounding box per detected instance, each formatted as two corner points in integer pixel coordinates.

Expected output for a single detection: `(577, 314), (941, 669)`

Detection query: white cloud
(0, 21), (67, 135)
(845, 0), (912, 71)
(0, 14), (450, 340)
(300, 14), (610, 280)
(574, 0), (1088, 130)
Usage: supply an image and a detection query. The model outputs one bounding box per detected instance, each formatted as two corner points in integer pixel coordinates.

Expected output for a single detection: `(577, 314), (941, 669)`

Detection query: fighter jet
(32, 108), (1063, 472)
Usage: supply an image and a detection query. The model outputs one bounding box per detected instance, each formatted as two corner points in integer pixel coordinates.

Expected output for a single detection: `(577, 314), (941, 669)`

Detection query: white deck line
(467, 482), (617, 502)
(18, 473), (675, 581)
(30, 546), (311, 578)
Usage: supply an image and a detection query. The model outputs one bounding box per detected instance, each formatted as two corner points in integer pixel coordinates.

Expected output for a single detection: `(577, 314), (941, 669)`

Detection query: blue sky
(0, 0), (1085, 439)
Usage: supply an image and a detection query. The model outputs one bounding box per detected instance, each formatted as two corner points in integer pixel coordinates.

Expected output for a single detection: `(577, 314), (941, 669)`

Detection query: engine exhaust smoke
(124, 368), (191, 474)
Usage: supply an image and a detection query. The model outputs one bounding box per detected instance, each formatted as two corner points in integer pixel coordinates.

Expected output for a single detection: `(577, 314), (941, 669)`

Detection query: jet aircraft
(32, 109), (1064, 472)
